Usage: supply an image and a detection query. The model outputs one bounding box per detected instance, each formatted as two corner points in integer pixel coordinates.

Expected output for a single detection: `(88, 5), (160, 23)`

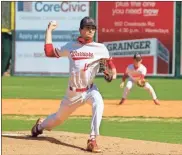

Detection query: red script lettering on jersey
(70, 51), (94, 60)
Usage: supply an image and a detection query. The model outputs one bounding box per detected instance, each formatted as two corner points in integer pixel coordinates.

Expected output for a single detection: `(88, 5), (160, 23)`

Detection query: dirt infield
(2, 99), (182, 117)
(2, 99), (182, 155)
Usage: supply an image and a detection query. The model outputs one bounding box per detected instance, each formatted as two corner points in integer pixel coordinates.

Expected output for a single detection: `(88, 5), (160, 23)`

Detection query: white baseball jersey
(55, 41), (110, 89)
(125, 64), (147, 81)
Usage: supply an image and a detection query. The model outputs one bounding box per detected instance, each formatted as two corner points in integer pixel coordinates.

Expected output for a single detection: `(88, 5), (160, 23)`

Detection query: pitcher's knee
(96, 99), (104, 107)
(94, 98), (104, 109)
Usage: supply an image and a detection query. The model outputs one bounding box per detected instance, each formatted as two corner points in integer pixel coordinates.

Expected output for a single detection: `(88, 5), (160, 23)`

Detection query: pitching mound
(2, 131), (182, 155)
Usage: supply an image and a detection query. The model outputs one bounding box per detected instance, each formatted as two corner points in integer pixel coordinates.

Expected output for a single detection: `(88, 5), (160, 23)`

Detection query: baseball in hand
(48, 20), (57, 31)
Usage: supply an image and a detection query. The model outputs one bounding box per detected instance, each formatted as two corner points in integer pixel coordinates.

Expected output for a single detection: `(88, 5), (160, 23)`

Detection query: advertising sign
(104, 38), (170, 74)
(97, 2), (175, 75)
(14, 2), (89, 75)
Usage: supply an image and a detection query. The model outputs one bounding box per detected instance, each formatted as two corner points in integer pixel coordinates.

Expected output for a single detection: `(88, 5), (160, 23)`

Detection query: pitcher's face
(80, 26), (96, 40)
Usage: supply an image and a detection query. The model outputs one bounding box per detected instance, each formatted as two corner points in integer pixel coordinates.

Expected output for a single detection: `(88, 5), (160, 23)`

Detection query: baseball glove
(136, 79), (147, 87)
(103, 70), (113, 82)
(99, 58), (113, 83)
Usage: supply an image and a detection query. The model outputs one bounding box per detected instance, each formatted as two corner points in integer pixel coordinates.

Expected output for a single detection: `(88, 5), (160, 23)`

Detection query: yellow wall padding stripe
(11, 2), (15, 30)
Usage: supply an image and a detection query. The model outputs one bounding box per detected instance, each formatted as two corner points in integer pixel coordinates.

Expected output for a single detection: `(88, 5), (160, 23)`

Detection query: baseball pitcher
(31, 16), (117, 153)
(119, 53), (160, 105)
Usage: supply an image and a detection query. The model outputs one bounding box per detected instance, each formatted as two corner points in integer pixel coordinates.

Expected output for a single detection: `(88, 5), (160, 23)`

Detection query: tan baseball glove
(136, 79), (147, 87)
(99, 58), (113, 83)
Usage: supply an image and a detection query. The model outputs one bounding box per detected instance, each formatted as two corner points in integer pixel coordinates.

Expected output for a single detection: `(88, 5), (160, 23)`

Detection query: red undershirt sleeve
(44, 44), (60, 58)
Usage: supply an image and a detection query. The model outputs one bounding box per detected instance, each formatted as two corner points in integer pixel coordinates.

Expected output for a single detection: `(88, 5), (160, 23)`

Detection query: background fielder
(31, 16), (117, 153)
(119, 53), (160, 105)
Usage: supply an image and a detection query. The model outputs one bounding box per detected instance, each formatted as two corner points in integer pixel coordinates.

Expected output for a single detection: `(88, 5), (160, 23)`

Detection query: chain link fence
(2, 1), (11, 30)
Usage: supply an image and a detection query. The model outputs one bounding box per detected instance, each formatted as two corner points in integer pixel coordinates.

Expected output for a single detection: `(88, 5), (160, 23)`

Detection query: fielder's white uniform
(122, 64), (157, 100)
(41, 40), (110, 137)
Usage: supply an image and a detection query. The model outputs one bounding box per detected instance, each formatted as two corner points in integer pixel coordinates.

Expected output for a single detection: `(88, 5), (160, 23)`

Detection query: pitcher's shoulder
(91, 42), (106, 48)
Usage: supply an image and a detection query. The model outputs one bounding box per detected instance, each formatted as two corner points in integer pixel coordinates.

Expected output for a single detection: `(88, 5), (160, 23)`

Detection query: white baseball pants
(40, 84), (104, 137)
(122, 80), (157, 100)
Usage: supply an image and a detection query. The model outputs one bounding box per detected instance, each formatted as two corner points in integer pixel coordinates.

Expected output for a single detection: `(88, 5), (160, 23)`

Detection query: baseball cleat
(31, 118), (44, 137)
(154, 99), (160, 105)
(86, 139), (101, 153)
(119, 98), (125, 105)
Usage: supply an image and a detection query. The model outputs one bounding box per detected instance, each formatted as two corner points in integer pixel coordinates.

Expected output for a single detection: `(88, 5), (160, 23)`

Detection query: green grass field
(2, 115), (182, 144)
(2, 76), (182, 144)
(2, 76), (182, 100)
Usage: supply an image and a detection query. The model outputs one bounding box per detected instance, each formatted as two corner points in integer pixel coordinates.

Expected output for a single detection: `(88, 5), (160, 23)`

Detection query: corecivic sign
(34, 2), (87, 12)
(17, 2), (87, 12)
(13, 2), (89, 76)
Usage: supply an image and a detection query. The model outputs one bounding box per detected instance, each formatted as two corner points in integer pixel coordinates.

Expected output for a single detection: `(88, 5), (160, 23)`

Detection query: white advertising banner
(14, 1), (89, 75)
(103, 38), (170, 75)
(103, 38), (158, 57)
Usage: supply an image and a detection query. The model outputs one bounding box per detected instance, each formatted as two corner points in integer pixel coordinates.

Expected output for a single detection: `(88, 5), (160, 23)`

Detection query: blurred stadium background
(1, 1), (181, 78)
